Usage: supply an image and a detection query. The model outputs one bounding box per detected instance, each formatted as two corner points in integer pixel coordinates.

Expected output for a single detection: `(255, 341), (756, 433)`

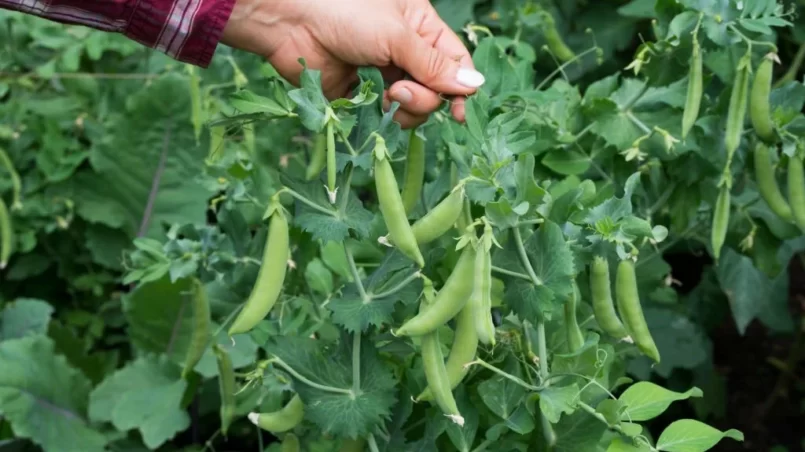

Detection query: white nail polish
(456, 68), (485, 88)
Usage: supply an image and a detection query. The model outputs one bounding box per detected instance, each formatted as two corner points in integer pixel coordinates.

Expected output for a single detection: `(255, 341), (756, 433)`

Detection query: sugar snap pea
(590, 256), (631, 342)
(249, 394), (305, 433)
(725, 55), (751, 158)
(401, 129), (425, 214)
(750, 54), (776, 143)
(615, 260), (660, 363)
(305, 132), (327, 181)
(754, 142), (792, 222)
(410, 186), (466, 246)
(787, 151), (805, 232)
(472, 225), (496, 346)
(213, 345), (236, 436)
(564, 283), (585, 353)
(681, 40), (703, 139)
(711, 185), (730, 261)
(0, 198), (11, 270)
(182, 278), (211, 379)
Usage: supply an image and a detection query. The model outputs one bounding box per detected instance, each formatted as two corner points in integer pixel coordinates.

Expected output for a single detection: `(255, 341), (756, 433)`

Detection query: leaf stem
(625, 111), (652, 135)
(271, 358), (353, 395)
(344, 245), (368, 301)
(775, 42), (805, 88)
(517, 219), (545, 226)
(512, 227), (543, 285)
(465, 359), (542, 392)
(370, 271), (421, 300)
(281, 187), (337, 217)
(491, 265), (532, 282)
(352, 331), (361, 394)
(577, 400), (629, 436)
(338, 129), (359, 157)
(367, 434), (380, 452)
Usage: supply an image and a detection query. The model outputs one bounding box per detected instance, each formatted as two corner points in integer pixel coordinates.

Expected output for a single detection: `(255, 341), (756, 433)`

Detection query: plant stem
(512, 227), (543, 285)
(536, 321), (549, 382)
(344, 245), (368, 301)
(281, 187), (337, 217)
(470, 439), (494, 452)
(625, 111), (652, 135)
(271, 358), (353, 395)
(352, 331), (361, 394)
(577, 401), (630, 436)
(491, 265), (532, 282)
(371, 271), (421, 300)
(367, 434), (380, 452)
(775, 42), (805, 88)
(517, 219), (545, 226)
(465, 359), (541, 391)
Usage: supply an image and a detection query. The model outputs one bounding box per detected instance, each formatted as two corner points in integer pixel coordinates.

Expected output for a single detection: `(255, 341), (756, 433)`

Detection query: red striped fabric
(0, 0), (235, 67)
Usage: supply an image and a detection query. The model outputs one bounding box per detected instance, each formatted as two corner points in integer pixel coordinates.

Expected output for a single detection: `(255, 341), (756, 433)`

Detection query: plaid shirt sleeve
(0, 0), (236, 67)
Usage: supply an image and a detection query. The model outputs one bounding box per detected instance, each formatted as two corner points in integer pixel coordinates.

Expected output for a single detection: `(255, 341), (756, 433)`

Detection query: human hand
(221, 0), (485, 128)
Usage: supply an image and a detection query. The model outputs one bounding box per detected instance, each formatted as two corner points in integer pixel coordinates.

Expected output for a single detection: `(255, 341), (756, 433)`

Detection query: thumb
(391, 31), (485, 95)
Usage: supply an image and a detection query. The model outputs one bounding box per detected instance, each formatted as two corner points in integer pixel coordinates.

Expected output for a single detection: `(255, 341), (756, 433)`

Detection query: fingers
(389, 26), (484, 98)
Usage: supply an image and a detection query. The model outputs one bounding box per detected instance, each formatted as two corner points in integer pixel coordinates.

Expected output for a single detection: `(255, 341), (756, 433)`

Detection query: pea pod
(415, 298), (479, 402)
(249, 394), (305, 433)
(681, 40), (703, 139)
(228, 200), (290, 335)
(418, 287), (464, 426)
(787, 152), (805, 231)
(394, 244), (475, 337)
(0, 148), (22, 209)
(564, 283), (585, 353)
(750, 54), (776, 143)
(0, 198), (11, 269)
(326, 120), (337, 203)
(410, 187), (466, 246)
(590, 256), (631, 342)
(472, 225), (496, 346)
(711, 185), (730, 261)
(725, 55), (751, 158)
(401, 129), (425, 214)
(305, 132), (327, 181)
(754, 142), (792, 222)
(615, 260), (660, 363)
(541, 11), (575, 62)
(182, 279), (212, 379)
(213, 345), (236, 435)
(373, 137), (425, 267)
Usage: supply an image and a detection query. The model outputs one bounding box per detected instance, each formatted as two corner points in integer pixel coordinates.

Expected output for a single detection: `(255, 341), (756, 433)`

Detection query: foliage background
(1, 0), (804, 451)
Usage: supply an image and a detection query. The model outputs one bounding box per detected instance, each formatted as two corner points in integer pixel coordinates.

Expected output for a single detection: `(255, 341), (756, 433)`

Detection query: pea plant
(1, 1), (804, 452)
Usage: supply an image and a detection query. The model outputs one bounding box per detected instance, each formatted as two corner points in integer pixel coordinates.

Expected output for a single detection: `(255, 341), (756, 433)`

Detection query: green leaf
(228, 89), (294, 117)
(48, 321), (118, 385)
(539, 384), (579, 423)
(496, 221), (576, 321)
(287, 62), (330, 131)
(542, 149), (591, 176)
(0, 336), (107, 452)
(478, 374), (527, 421)
(444, 387), (479, 451)
(596, 399), (624, 426)
(607, 437), (653, 452)
(716, 248), (788, 334)
(656, 419), (744, 452)
(554, 410), (607, 452)
(65, 73), (213, 239)
(619, 382), (703, 422)
(0, 298), (54, 341)
(192, 324), (258, 378)
(305, 258), (334, 295)
(266, 334), (397, 437)
(89, 354), (190, 449)
(294, 189), (373, 243)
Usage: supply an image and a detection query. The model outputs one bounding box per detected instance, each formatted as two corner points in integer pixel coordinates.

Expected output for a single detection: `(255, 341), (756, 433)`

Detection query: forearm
(0, 0), (236, 67)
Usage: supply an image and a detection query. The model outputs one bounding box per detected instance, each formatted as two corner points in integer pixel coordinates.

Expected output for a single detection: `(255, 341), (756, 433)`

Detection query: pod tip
(247, 412), (260, 425)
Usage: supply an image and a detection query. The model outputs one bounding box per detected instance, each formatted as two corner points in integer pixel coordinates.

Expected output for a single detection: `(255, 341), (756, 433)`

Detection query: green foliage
(1, 1), (804, 452)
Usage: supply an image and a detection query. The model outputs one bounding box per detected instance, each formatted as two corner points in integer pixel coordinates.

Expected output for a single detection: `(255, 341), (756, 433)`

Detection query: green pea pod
(615, 260), (660, 363)
(213, 345), (236, 436)
(305, 132), (327, 181)
(401, 129), (425, 214)
(228, 201), (290, 335)
(681, 40), (703, 139)
(0, 148), (22, 210)
(711, 185), (731, 261)
(418, 291), (464, 426)
(0, 198), (12, 270)
(411, 187), (466, 245)
(750, 54), (776, 143)
(415, 299), (479, 402)
(754, 142), (792, 222)
(589, 256), (631, 342)
(249, 394), (305, 433)
(373, 139), (425, 267)
(244, 125), (255, 155)
(339, 438), (366, 452)
(281, 433), (301, 452)
(182, 279), (212, 379)
(472, 226), (496, 346)
(725, 56), (751, 158)
(394, 244), (475, 337)
(787, 153), (805, 231)
(541, 12), (575, 62)
(326, 120), (337, 203)
(564, 283), (585, 353)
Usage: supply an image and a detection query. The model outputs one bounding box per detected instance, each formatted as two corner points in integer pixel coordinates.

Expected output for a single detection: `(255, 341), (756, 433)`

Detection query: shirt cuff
(126, 0), (237, 68)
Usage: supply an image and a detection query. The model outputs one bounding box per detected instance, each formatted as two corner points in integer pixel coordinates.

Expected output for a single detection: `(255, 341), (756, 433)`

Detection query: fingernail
(456, 68), (485, 88)
(391, 87), (412, 104)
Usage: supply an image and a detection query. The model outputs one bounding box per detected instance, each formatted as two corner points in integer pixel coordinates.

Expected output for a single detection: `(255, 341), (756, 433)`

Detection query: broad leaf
(0, 298), (53, 341)
(656, 419), (744, 452)
(619, 382), (703, 422)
